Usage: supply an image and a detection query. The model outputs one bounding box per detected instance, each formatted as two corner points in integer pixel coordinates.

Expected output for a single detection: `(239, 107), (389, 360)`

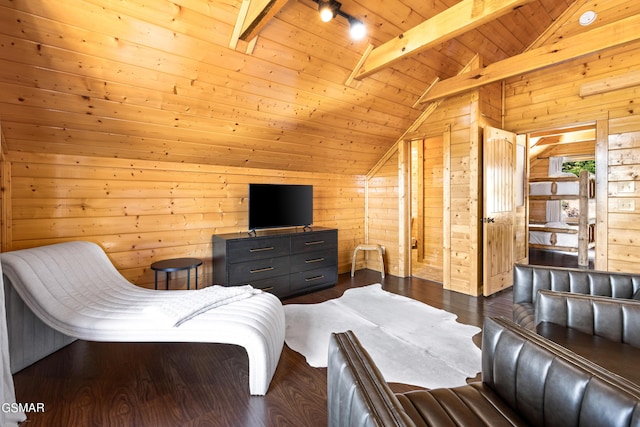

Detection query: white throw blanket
(148, 285), (262, 326)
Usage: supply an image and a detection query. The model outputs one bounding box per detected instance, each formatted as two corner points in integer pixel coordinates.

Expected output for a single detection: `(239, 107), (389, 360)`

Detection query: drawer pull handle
(261, 286), (274, 292)
(250, 246), (275, 252)
(305, 257), (325, 264)
(250, 267), (275, 274)
(305, 240), (325, 246)
(305, 275), (325, 282)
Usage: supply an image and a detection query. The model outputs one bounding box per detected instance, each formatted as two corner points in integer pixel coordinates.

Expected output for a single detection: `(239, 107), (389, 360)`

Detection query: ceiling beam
(239, 0), (290, 41)
(419, 13), (640, 104)
(353, 0), (535, 80)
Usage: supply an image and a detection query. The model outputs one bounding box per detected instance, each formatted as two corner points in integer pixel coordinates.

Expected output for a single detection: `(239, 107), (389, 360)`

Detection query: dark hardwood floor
(528, 248), (594, 270)
(13, 269), (514, 426)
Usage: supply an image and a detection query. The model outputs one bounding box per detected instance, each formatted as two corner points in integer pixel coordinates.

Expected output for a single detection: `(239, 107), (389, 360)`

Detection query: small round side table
(150, 258), (203, 290)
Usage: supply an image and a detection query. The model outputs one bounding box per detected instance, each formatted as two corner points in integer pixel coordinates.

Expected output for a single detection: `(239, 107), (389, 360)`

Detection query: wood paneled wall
(504, 41), (640, 273)
(505, 42), (640, 132)
(392, 92), (481, 294)
(2, 152), (365, 289)
(0, 0), (409, 175)
(367, 91), (485, 294)
(607, 117), (640, 273)
(365, 152), (400, 277)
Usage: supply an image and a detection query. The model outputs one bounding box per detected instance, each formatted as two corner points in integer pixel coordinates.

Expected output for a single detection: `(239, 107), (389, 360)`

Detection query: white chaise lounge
(0, 241), (285, 395)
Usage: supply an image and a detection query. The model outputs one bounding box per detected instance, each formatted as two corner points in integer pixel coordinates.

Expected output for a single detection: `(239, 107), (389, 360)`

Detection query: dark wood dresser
(213, 227), (337, 298)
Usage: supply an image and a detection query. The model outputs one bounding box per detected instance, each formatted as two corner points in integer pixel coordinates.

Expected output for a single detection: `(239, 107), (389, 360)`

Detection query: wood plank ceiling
(0, 0), (631, 174)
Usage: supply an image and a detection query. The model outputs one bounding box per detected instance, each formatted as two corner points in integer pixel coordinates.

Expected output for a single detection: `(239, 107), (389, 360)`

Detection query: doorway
(527, 124), (597, 269)
(410, 136), (444, 282)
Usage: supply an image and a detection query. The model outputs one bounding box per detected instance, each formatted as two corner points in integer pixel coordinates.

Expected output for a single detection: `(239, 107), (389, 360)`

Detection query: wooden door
(482, 126), (517, 296)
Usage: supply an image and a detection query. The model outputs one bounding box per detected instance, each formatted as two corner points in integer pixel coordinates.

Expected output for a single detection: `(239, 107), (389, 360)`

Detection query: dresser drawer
(228, 237), (290, 262)
(290, 251), (337, 273)
(231, 276), (290, 296)
(290, 266), (337, 293)
(228, 256), (290, 284)
(291, 231), (337, 254)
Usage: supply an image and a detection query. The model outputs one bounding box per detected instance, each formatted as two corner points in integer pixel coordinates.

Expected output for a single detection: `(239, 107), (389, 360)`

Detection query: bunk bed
(528, 170), (595, 267)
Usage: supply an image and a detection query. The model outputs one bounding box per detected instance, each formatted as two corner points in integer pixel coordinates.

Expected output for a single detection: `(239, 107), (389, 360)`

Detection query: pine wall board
(0, 0), (418, 175)
(504, 42), (640, 273)
(409, 93), (479, 294)
(365, 152), (399, 277)
(3, 151), (365, 289)
(607, 119), (640, 272)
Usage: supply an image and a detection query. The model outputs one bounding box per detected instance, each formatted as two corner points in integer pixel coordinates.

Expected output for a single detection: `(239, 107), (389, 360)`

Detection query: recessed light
(579, 10), (597, 26)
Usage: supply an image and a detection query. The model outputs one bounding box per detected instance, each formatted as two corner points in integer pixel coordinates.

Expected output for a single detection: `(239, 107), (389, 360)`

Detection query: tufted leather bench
(327, 316), (640, 427)
(513, 264), (640, 329)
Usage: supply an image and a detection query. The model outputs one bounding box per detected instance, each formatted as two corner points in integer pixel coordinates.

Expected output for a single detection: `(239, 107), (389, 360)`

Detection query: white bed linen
(0, 241), (285, 395)
(529, 181), (580, 196)
(529, 223), (579, 247)
(529, 231), (579, 247)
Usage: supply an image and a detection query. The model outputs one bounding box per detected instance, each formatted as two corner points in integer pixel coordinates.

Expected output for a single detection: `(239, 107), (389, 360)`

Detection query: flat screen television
(248, 184), (313, 231)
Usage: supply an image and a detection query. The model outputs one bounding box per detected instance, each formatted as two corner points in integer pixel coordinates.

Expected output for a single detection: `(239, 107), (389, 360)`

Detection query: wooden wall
(410, 92), (481, 294)
(6, 27), (640, 293)
(444, 94), (481, 295)
(365, 152), (400, 277)
(504, 40), (640, 273)
(1, 151), (365, 289)
(0, 0), (410, 176)
(607, 117), (640, 272)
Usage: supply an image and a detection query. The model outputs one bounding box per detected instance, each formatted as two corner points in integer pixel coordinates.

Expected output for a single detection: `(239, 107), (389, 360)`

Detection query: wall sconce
(313, 0), (367, 40)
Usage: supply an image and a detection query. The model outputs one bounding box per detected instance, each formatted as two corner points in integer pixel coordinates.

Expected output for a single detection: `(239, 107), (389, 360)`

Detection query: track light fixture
(318, 0), (338, 22)
(347, 16), (366, 40)
(312, 0), (367, 40)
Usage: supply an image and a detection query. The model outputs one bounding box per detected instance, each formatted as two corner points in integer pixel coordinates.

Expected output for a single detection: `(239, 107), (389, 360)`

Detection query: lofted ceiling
(0, 0), (636, 174)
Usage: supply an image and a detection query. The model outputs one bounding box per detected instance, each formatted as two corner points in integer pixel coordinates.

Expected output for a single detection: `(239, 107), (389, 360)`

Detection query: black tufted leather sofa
(327, 316), (640, 427)
(534, 289), (640, 385)
(513, 263), (640, 330)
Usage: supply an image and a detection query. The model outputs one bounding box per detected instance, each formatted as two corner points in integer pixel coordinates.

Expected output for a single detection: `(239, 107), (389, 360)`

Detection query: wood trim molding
(415, 139), (424, 261)
(229, 0), (252, 49)
(398, 141), (411, 277)
(595, 118), (608, 271)
(412, 77), (440, 109)
(442, 125), (452, 290)
(346, 44), (374, 87)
